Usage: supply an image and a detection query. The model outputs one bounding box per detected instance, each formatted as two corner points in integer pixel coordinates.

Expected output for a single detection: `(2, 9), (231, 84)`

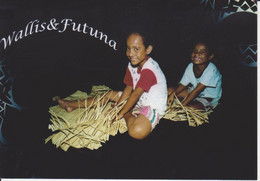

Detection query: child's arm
(168, 84), (187, 105)
(182, 83), (206, 106)
(116, 85), (133, 105)
(118, 87), (144, 119)
(174, 84), (187, 96)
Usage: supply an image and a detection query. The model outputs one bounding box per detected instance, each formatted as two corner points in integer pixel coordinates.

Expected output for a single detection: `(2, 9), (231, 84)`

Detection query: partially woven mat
(163, 94), (213, 127)
(45, 85), (213, 151)
(45, 85), (128, 151)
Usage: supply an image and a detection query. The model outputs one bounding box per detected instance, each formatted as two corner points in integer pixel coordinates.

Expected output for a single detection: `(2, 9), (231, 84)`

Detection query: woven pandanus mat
(163, 94), (213, 127)
(45, 85), (213, 151)
(45, 85), (128, 151)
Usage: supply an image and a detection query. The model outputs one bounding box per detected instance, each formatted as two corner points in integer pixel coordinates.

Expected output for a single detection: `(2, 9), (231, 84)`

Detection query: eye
(134, 48), (139, 51)
(192, 50), (207, 54)
(192, 50), (197, 54)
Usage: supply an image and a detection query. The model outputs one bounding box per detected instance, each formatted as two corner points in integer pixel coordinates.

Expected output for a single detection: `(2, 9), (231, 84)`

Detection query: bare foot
(56, 97), (76, 112)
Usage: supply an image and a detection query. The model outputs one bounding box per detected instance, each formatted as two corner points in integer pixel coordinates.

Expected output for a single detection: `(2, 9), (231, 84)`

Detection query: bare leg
(187, 101), (205, 111)
(56, 98), (81, 112)
(57, 90), (120, 112)
(124, 112), (152, 140)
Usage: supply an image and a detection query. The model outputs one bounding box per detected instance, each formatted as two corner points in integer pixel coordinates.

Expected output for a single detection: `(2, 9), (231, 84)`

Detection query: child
(57, 32), (168, 140)
(167, 41), (222, 111)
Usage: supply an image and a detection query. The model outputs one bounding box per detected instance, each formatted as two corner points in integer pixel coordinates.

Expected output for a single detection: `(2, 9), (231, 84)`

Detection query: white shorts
(132, 105), (161, 130)
(193, 97), (213, 111)
(118, 91), (160, 129)
(188, 87), (213, 111)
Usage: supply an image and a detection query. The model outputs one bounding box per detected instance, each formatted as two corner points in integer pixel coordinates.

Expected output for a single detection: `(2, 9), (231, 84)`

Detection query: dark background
(0, 0), (257, 179)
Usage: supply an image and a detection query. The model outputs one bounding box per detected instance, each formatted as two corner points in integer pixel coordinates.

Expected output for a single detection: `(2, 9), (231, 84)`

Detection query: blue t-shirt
(180, 62), (222, 107)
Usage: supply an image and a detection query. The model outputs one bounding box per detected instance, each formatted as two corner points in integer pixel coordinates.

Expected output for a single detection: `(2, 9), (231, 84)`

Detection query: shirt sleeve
(136, 69), (157, 92)
(179, 63), (192, 86)
(123, 67), (133, 87)
(200, 63), (222, 87)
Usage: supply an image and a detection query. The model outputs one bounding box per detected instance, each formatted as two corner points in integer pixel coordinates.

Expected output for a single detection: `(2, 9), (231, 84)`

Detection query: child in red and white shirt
(57, 32), (167, 140)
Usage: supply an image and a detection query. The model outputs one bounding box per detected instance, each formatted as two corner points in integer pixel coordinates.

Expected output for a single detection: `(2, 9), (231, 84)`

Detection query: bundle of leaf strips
(163, 94), (212, 127)
(45, 85), (127, 151)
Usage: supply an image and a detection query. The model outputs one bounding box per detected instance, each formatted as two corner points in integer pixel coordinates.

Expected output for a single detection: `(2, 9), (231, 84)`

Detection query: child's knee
(188, 101), (205, 111)
(128, 124), (151, 140)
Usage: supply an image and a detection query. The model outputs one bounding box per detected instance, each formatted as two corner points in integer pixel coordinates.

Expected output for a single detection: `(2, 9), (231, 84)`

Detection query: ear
(146, 45), (153, 55)
(209, 53), (214, 60)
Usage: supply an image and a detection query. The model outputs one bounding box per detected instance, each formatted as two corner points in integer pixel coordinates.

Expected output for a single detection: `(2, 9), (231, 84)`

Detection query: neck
(194, 62), (209, 70)
(193, 62), (209, 78)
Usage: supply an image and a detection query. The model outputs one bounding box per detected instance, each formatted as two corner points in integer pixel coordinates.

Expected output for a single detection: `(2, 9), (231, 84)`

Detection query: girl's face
(126, 33), (152, 67)
(191, 43), (213, 66)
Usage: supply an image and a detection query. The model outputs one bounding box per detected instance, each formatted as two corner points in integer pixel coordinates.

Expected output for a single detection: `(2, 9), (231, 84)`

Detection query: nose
(194, 53), (200, 57)
(192, 51), (201, 57)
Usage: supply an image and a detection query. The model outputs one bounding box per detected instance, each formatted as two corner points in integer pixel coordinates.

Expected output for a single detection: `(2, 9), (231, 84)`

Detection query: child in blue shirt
(168, 41), (222, 111)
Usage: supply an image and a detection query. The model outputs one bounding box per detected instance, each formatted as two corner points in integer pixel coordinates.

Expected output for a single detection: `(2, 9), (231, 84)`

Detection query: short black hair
(190, 37), (215, 55)
(124, 25), (153, 48)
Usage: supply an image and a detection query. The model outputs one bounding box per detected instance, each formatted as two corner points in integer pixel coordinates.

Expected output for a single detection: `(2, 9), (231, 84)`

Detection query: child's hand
(111, 112), (124, 123)
(116, 113), (124, 120)
(167, 93), (175, 106)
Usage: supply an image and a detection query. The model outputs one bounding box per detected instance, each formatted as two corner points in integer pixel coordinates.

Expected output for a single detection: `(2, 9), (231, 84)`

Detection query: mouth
(193, 57), (201, 61)
(130, 58), (138, 63)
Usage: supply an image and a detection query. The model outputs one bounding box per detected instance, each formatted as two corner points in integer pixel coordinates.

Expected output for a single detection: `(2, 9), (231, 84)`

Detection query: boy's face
(191, 43), (212, 65)
(126, 34), (152, 67)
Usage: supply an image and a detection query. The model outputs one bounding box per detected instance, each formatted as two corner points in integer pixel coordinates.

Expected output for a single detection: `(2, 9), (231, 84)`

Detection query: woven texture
(45, 85), (212, 151)
(163, 94), (212, 127)
(45, 85), (127, 151)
